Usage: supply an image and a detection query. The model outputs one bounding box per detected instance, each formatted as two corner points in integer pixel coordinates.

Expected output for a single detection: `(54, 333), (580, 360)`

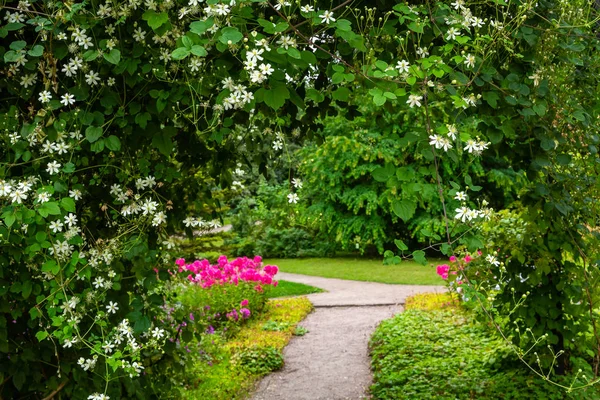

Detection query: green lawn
(267, 280), (324, 298)
(266, 257), (442, 285)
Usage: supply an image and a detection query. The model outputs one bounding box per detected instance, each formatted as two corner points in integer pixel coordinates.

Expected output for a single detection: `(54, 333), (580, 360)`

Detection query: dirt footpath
(251, 273), (444, 400)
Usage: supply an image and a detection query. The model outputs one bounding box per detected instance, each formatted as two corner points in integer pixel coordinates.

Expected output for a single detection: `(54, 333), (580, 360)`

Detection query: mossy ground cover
(267, 257), (441, 285)
(369, 293), (599, 400)
(183, 297), (312, 399)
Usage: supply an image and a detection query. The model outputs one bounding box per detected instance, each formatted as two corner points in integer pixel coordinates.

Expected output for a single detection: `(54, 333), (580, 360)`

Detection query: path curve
(251, 273), (445, 400)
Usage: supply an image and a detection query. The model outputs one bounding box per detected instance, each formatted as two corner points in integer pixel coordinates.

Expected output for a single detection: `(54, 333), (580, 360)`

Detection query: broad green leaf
(190, 18), (214, 35)
(85, 126), (103, 143)
(372, 164), (395, 182)
(219, 27), (243, 44)
(60, 197), (76, 212)
(152, 132), (174, 156)
(394, 239), (408, 251)
(392, 199), (416, 222)
(35, 331), (49, 342)
(263, 85), (290, 110)
(142, 10), (169, 30)
(27, 45), (44, 57)
(103, 49), (121, 65)
(171, 47), (190, 60)
(105, 135), (122, 151)
(39, 202), (61, 217)
(190, 45), (207, 57)
(412, 250), (427, 265)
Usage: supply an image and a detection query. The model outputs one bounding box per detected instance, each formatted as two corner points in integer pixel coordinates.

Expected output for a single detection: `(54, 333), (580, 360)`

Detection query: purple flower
(240, 308), (251, 319)
(206, 325), (215, 334)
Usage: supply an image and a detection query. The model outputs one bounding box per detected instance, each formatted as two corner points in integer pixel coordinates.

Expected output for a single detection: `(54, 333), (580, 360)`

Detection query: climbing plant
(0, 0), (598, 397)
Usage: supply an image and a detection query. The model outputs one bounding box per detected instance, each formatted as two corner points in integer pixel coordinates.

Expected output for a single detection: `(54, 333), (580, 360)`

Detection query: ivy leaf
(219, 27), (243, 44)
(392, 199), (416, 222)
(190, 18), (214, 35)
(263, 85), (290, 110)
(103, 49), (121, 65)
(85, 126), (103, 143)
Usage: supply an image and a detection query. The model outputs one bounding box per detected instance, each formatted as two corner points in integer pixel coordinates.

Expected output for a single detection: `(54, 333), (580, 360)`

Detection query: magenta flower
(449, 255), (457, 262)
(436, 264), (450, 280)
(240, 308), (251, 319)
(240, 299), (249, 307)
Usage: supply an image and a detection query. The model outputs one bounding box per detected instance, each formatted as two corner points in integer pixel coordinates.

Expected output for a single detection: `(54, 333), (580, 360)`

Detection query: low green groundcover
(369, 310), (599, 400)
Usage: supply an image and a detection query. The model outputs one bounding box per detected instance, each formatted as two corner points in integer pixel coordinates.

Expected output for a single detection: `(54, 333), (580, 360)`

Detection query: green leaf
(10, 40), (26, 50)
(85, 126), (103, 143)
(142, 10), (169, 30)
(372, 164), (395, 182)
(190, 45), (207, 57)
(412, 250), (427, 266)
(60, 197), (76, 212)
(394, 239), (408, 251)
(35, 331), (49, 342)
(190, 18), (214, 35)
(332, 87), (350, 102)
(171, 47), (190, 60)
(105, 135), (122, 151)
(219, 27), (243, 44)
(103, 49), (121, 65)
(135, 112), (151, 128)
(39, 202), (61, 218)
(22, 281), (32, 299)
(263, 85), (290, 110)
(392, 199), (416, 222)
(152, 132), (174, 156)
(3, 212), (16, 228)
(482, 91), (499, 108)
(28, 45), (44, 57)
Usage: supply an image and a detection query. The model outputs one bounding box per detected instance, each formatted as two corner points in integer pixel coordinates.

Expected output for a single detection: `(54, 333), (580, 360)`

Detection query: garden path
(251, 272), (444, 400)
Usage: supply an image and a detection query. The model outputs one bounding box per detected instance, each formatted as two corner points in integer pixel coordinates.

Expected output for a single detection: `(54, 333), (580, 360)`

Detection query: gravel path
(251, 273), (445, 400)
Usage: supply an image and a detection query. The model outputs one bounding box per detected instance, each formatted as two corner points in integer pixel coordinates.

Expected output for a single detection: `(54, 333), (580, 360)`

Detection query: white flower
(93, 276), (105, 289)
(38, 90), (52, 103)
(49, 220), (64, 233)
(464, 54), (475, 68)
(151, 327), (165, 339)
(447, 27), (460, 41)
(454, 207), (469, 222)
(486, 254), (500, 266)
(471, 16), (484, 28)
(37, 192), (50, 203)
(320, 10), (335, 24)
(102, 341), (115, 354)
(85, 70), (101, 86)
(53, 141), (70, 154)
(416, 47), (429, 58)
(258, 63), (274, 76)
(451, 0), (464, 10)
(292, 178), (302, 189)
(464, 139), (478, 153)
(20, 73), (37, 88)
(133, 27), (146, 42)
(407, 94), (422, 108)
(141, 199), (158, 215)
(183, 217), (195, 227)
(60, 93), (75, 106)
(454, 191), (467, 201)
(272, 140), (283, 150)
(152, 212), (166, 226)
(9, 190), (27, 204)
(396, 59), (410, 73)
(300, 5), (314, 12)
(246, 48), (264, 62)
(64, 213), (78, 227)
(69, 189), (82, 200)
(46, 161), (61, 175)
(446, 124), (458, 140)
(106, 301), (119, 314)
(287, 193), (299, 204)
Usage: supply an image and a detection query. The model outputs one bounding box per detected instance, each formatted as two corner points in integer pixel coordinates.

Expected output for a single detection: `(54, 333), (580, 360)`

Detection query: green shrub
(233, 346), (285, 376)
(369, 310), (599, 399)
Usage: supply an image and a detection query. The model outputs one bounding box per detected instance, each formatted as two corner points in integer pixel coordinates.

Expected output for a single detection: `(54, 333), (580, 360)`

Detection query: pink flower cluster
(175, 255), (279, 289)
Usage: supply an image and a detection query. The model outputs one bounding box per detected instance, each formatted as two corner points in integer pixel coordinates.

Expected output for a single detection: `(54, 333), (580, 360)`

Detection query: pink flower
(449, 256), (457, 262)
(255, 285), (263, 293)
(176, 258), (186, 267)
(189, 313), (195, 321)
(436, 264), (450, 280)
(253, 255), (263, 264)
(240, 299), (249, 307)
(464, 255), (473, 263)
(263, 265), (279, 276)
(240, 308), (251, 319)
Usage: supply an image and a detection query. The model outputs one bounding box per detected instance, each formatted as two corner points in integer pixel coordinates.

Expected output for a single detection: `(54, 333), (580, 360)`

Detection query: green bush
(234, 345), (285, 376)
(369, 310), (599, 399)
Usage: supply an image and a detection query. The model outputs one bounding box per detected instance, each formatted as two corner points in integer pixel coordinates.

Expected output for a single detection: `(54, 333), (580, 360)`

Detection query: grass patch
(267, 257), (441, 285)
(267, 280), (324, 298)
(183, 297), (312, 399)
(369, 294), (598, 400)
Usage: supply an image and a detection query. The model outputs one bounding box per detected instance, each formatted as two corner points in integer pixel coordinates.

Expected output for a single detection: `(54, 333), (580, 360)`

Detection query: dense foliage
(1, 0), (598, 397)
(369, 303), (598, 399)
